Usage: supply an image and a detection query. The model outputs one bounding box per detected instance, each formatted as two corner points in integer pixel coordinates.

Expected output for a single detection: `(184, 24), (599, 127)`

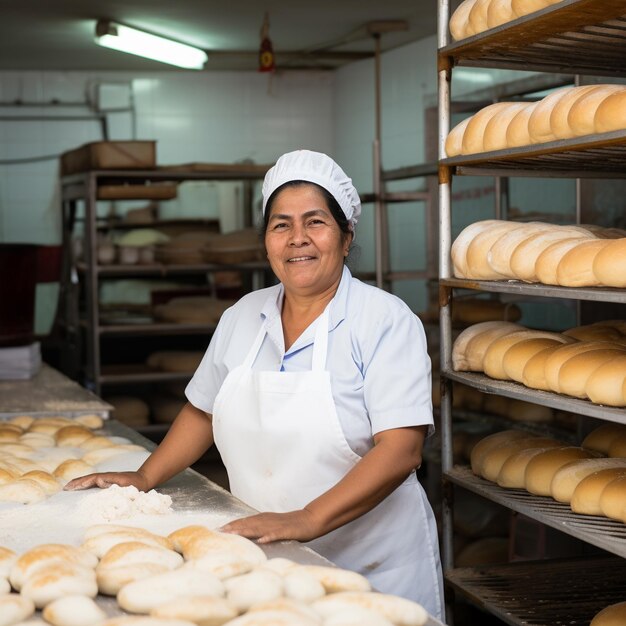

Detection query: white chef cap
(262, 150), (361, 231)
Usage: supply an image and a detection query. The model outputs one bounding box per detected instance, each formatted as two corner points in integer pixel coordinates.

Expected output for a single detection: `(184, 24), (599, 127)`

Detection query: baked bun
(96, 563), (169, 596)
(83, 529), (173, 558)
(54, 425), (94, 447)
(535, 238), (591, 285)
(463, 103), (514, 154)
(487, 223), (544, 277)
(96, 541), (183, 572)
(571, 468), (626, 515)
(467, 0), (492, 38)
(462, 322), (525, 372)
(74, 414), (104, 429)
(521, 345), (560, 391)
(487, 0), (517, 28)
(20, 563), (98, 609)
(42, 595), (106, 626)
(568, 85), (625, 137)
(592, 238), (626, 288)
(81, 444), (144, 465)
(502, 338), (567, 383)
(53, 459), (93, 482)
(594, 88), (626, 133)
(590, 601), (626, 626)
(20, 471), (61, 495)
(452, 321), (521, 371)
(550, 85), (601, 139)
(524, 447), (598, 496)
(598, 475), (626, 520)
(449, 0), (478, 41)
(483, 103), (530, 152)
(550, 458), (626, 503)
(585, 355), (626, 406)
(0, 594), (36, 624)
(558, 349), (626, 399)
(556, 239), (611, 287)
(528, 88), (570, 144)
(506, 102), (536, 148)
(445, 117), (472, 158)
(511, 0), (563, 18)
(470, 430), (529, 475)
(608, 433), (626, 457)
(149, 596), (239, 625)
(451, 220), (502, 278)
(466, 222), (519, 279)
(225, 570), (284, 613)
(497, 447), (557, 488)
(582, 423), (626, 454)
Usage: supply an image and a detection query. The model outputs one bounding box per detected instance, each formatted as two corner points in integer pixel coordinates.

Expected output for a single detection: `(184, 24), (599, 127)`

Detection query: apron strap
(242, 322), (268, 370)
(311, 305), (330, 372)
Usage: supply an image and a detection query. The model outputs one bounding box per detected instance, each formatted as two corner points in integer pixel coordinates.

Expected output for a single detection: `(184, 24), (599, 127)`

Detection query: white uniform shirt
(186, 265), (433, 458)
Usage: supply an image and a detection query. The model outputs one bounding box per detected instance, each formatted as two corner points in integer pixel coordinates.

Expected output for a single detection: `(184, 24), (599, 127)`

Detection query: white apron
(212, 306), (444, 619)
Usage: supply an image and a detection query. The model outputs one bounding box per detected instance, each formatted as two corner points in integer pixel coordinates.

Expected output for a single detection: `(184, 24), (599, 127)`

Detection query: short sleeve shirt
(186, 265), (434, 458)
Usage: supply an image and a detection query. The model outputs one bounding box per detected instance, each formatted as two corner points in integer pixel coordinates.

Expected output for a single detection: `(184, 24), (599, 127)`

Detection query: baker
(66, 149), (444, 617)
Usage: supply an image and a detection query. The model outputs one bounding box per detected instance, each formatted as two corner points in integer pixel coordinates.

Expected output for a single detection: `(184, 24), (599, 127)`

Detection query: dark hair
(262, 180), (352, 237)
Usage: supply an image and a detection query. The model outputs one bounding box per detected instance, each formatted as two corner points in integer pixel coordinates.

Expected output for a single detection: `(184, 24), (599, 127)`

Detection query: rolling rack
(437, 1), (626, 624)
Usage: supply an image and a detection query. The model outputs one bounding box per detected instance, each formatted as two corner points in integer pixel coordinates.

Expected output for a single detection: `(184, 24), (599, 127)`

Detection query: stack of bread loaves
(468, 423), (626, 524)
(451, 219), (626, 287)
(0, 523), (431, 625)
(0, 415), (145, 505)
(452, 320), (626, 406)
(449, 0), (564, 41)
(445, 84), (626, 156)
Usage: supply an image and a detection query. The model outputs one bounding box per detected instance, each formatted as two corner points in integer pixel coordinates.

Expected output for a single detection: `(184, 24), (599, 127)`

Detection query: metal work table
(0, 363), (112, 418)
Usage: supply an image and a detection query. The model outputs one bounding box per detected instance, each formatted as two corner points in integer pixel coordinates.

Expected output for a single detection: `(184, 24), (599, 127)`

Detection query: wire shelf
(439, 0), (626, 77)
(446, 466), (626, 559)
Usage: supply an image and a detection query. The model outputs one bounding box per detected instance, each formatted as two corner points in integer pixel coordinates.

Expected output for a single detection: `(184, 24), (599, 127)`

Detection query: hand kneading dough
(556, 239), (611, 287)
(598, 476), (626, 520)
(20, 563), (97, 609)
(0, 479), (47, 504)
(150, 596), (239, 626)
(592, 238), (626, 288)
(83, 529), (172, 557)
(585, 355), (626, 406)
(591, 601), (626, 626)
(449, 0), (478, 41)
(0, 594), (35, 626)
(283, 569), (326, 603)
(570, 468), (626, 515)
(117, 568), (225, 613)
(313, 592), (428, 626)
(524, 447), (598, 496)
(582, 423), (626, 454)
(550, 458), (626, 503)
(97, 541), (183, 572)
(225, 570), (284, 612)
(294, 565), (371, 594)
(97, 563), (169, 596)
(42, 595), (106, 626)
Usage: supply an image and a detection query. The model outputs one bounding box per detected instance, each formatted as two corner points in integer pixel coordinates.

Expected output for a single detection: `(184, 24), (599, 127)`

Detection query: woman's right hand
(63, 470), (149, 492)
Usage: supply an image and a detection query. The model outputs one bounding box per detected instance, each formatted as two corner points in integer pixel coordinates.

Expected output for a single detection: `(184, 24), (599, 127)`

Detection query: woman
(66, 150), (444, 618)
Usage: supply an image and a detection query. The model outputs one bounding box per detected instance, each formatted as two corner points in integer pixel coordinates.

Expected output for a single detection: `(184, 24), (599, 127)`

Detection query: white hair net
(262, 150), (361, 231)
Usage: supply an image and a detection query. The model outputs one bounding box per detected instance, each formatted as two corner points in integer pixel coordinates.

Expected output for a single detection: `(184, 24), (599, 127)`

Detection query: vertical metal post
(373, 33), (386, 290)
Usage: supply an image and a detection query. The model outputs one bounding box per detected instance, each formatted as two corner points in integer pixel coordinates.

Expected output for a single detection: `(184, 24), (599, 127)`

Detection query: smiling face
(265, 184), (352, 298)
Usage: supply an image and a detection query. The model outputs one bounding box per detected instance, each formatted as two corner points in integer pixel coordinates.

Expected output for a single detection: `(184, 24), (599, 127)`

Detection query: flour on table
(75, 485), (173, 523)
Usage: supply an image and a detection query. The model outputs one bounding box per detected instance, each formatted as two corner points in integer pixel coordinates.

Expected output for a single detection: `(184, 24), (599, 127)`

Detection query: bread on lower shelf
(591, 601), (626, 626)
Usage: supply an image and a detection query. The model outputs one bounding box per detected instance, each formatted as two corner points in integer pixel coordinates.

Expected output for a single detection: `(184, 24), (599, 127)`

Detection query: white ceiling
(2, 1), (446, 72)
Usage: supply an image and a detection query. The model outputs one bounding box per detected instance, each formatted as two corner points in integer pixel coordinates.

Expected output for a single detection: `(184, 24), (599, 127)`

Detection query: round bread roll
(524, 447), (599, 496)
(0, 594), (36, 625)
(449, 0), (478, 41)
(0, 468), (18, 485)
(0, 428), (21, 442)
(217, 610), (316, 626)
(248, 598), (324, 623)
(53, 459), (93, 482)
(225, 570), (284, 613)
(487, 0), (516, 28)
(465, 221), (519, 279)
(20, 563), (97, 609)
(550, 85), (601, 139)
(183, 550), (256, 580)
(467, 0), (492, 38)
(0, 479), (47, 505)
(54, 426), (94, 447)
(19, 432), (56, 448)
(510, 228), (593, 282)
(117, 568), (225, 614)
(521, 345), (560, 391)
(0, 547), (17, 578)
(585, 355), (626, 406)
(598, 475), (626, 520)
(528, 87), (571, 144)
(462, 103), (514, 154)
(42, 595), (106, 626)
(470, 430), (529, 475)
(325, 607), (395, 626)
(592, 238), (626, 288)
(564, 325), (626, 344)
(20, 471), (61, 496)
(502, 338), (566, 383)
(582, 423), (626, 454)
(97, 563), (169, 596)
(150, 595), (239, 626)
(480, 437), (562, 482)
(283, 569), (326, 603)
(483, 102), (530, 152)
(452, 321), (521, 371)
(568, 85), (625, 137)
(97, 541), (183, 572)
(608, 433), (626, 457)
(81, 444), (145, 465)
(550, 458), (626, 503)
(571, 468), (626, 515)
(483, 330), (569, 380)
(593, 88), (626, 133)
(591, 601), (626, 626)
(83, 530), (173, 558)
(445, 117), (472, 158)
(463, 322), (525, 372)
(181, 530), (267, 566)
(73, 414), (104, 430)
(556, 239), (612, 287)
(168, 525), (213, 553)
(312, 592), (428, 626)
(79, 435), (116, 451)
(487, 222), (544, 277)
(506, 101), (537, 148)
(511, 0), (562, 18)
(497, 447), (558, 488)
(451, 220), (502, 278)
(535, 238), (591, 285)
(558, 349), (626, 399)
(294, 565), (371, 594)
(9, 415), (35, 429)
(106, 396), (150, 428)
(0, 442), (35, 459)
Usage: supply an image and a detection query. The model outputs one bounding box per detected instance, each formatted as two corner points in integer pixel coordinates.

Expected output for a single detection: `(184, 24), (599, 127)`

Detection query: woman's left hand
(220, 509), (323, 544)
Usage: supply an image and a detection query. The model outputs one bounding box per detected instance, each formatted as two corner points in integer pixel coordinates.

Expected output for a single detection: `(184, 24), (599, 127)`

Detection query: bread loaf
(594, 88), (626, 133)
(487, 222), (544, 277)
(487, 0), (516, 29)
(225, 570), (284, 613)
(502, 338), (566, 383)
(19, 432), (56, 448)
(53, 460), (93, 482)
(294, 565), (371, 594)
(550, 458), (626, 503)
(592, 238), (626, 288)
(81, 444), (144, 465)
(312, 592), (428, 626)
(535, 238), (591, 285)
(9, 415), (34, 429)
(181, 530), (267, 566)
(598, 475), (626, 520)
(449, 0), (478, 40)
(463, 103), (514, 154)
(20, 471), (61, 495)
(20, 563), (98, 609)
(0, 546), (17, 577)
(452, 321), (521, 371)
(550, 85), (601, 139)
(283, 569), (327, 603)
(168, 525), (213, 553)
(483, 103), (530, 152)
(470, 430), (529, 475)
(248, 598), (324, 623)
(83, 529), (173, 558)
(506, 102), (537, 148)
(96, 563), (169, 596)
(568, 85), (625, 137)
(528, 88), (570, 144)
(0, 428), (21, 442)
(42, 595), (106, 626)
(74, 414), (104, 430)
(257, 558), (298, 576)
(96, 541), (183, 572)
(497, 447), (558, 488)
(524, 447), (598, 496)
(559, 349), (626, 399)
(0, 594), (36, 625)
(54, 425), (94, 447)
(585, 355), (626, 406)
(445, 117), (472, 157)
(608, 433), (626, 457)
(451, 220), (502, 278)
(0, 467), (18, 485)
(182, 550), (256, 580)
(521, 345), (560, 391)
(557, 239), (612, 286)
(590, 601), (626, 626)
(570, 468), (626, 515)
(149, 596), (239, 625)
(466, 221), (519, 279)
(0, 478), (48, 504)
(467, 0), (492, 38)
(511, 0), (563, 18)
(582, 423), (626, 454)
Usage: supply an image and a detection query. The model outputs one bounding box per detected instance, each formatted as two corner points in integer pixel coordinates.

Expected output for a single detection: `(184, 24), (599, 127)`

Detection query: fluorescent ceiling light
(95, 20), (207, 70)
